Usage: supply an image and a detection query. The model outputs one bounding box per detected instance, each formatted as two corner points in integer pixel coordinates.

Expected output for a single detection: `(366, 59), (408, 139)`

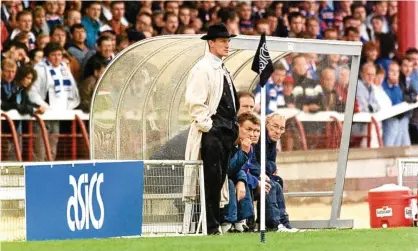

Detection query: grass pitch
(2, 228), (418, 251)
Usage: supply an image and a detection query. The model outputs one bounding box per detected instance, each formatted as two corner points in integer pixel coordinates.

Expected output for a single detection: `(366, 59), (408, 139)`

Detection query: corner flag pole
(251, 33), (273, 243)
(260, 84), (267, 243)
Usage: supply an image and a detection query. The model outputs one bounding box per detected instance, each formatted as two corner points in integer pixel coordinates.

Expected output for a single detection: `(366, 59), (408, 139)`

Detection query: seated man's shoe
(221, 223), (233, 234)
(277, 224), (299, 233)
(234, 220), (249, 233)
(284, 223), (306, 232)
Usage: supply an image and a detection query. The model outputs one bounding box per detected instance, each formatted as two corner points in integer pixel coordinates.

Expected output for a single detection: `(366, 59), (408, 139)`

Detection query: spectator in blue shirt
(254, 62), (287, 114)
(81, 2), (102, 49)
(406, 48), (418, 84)
(382, 61), (410, 146)
(405, 48), (418, 144)
(399, 57), (418, 144)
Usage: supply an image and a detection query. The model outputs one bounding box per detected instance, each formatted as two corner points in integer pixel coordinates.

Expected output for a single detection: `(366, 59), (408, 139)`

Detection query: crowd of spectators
(1, 1), (418, 160)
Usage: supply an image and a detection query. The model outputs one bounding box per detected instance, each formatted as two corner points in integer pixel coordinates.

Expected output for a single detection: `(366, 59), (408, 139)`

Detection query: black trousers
(201, 127), (236, 233)
(410, 124), (418, 144)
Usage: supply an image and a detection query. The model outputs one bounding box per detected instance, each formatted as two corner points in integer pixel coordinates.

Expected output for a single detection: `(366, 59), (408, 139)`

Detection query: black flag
(251, 33), (274, 87)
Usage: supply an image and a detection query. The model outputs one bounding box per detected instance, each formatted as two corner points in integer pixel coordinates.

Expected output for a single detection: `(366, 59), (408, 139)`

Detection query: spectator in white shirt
(373, 65), (392, 110)
(371, 65), (392, 147)
(28, 42), (80, 161)
(354, 62), (381, 147)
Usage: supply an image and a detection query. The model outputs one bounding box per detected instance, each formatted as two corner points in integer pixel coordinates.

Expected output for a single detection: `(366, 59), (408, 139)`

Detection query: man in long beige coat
(184, 23), (239, 235)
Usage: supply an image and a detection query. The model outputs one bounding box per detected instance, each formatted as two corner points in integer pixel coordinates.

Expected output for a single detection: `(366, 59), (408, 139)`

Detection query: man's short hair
(110, 1), (124, 9)
(3, 41), (29, 55)
(36, 33), (48, 41)
(266, 112), (286, 124)
(86, 1), (101, 9)
(405, 47), (418, 55)
(33, 6), (45, 17)
(29, 48), (43, 60)
(163, 12), (177, 22)
(371, 15), (385, 23)
(91, 57), (108, 72)
(238, 112), (260, 126)
(16, 10), (32, 21)
(323, 27), (338, 36)
(273, 61), (286, 71)
(296, 31), (313, 39)
(218, 7), (237, 23)
(43, 42), (64, 57)
(255, 19), (269, 27)
(50, 24), (66, 35)
(362, 41), (379, 53)
(177, 25), (195, 34)
(137, 11), (152, 20)
(264, 9), (276, 19)
(292, 54), (306, 67)
(287, 12), (303, 24)
(13, 32), (29, 43)
(237, 91), (255, 101)
(374, 1), (387, 6)
(179, 5), (190, 11)
(70, 23), (85, 34)
(400, 56), (411, 65)
(344, 26), (359, 36)
(164, 1), (179, 9)
(127, 30), (146, 42)
(361, 62), (376, 72)
(306, 16), (319, 25)
(1, 58), (17, 70)
(350, 2), (366, 14)
(64, 9), (76, 20)
(236, 2), (249, 9)
(343, 15), (358, 25)
(321, 67), (336, 78)
(96, 35), (113, 47)
(116, 34), (128, 46)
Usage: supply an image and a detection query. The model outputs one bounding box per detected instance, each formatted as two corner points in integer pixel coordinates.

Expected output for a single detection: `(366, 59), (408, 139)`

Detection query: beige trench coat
(182, 52), (230, 208)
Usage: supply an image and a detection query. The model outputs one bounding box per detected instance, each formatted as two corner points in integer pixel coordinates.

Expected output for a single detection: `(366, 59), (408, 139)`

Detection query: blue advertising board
(25, 161), (144, 241)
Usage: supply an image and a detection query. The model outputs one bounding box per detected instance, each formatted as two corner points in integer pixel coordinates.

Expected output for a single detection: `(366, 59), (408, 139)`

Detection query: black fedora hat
(201, 23), (237, 40)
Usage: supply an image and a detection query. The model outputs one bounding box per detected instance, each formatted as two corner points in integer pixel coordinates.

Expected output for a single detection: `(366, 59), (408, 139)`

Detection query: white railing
(1, 101), (417, 123)
(279, 102), (418, 123)
(0, 109), (89, 120)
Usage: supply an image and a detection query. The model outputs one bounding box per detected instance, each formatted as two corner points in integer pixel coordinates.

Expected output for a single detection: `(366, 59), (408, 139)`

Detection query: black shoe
(247, 217), (256, 232)
(208, 230), (222, 235)
(207, 226), (222, 236)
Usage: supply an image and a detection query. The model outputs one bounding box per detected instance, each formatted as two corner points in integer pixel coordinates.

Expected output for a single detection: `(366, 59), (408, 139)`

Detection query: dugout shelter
(90, 35), (363, 231)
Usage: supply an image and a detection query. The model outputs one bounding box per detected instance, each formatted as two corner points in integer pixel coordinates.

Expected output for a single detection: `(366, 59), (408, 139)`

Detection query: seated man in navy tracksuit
(252, 112), (300, 232)
(221, 112), (261, 233)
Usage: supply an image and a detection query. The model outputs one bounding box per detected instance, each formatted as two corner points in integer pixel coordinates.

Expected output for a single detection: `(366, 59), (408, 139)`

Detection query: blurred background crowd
(1, 1), (417, 161)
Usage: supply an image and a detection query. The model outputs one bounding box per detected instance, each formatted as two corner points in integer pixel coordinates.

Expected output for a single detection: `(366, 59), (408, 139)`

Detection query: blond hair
(1, 58), (17, 70)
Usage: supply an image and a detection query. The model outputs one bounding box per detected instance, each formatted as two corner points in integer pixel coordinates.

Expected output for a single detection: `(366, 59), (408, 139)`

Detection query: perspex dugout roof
(90, 34), (362, 161)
